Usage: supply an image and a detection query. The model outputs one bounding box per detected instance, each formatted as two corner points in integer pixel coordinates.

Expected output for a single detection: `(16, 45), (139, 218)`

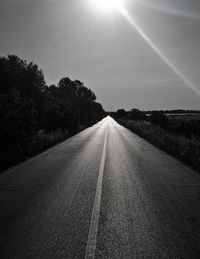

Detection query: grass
(117, 118), (200, 172)
(0, 120), (100, 172)
(0, 129), (70, 172)
(30, 129), (69, 155)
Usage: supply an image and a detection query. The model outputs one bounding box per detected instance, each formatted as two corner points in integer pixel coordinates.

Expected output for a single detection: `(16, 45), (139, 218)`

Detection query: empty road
(0, 116), (200, 258)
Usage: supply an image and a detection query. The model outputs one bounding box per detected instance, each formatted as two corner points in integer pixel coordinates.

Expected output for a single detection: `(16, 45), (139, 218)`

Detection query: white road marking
(85, 129), (108, 259)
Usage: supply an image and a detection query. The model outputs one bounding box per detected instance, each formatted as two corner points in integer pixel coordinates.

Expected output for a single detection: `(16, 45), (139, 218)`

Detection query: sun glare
(94, 0), (120, 9)
(89, 0), (126, 14)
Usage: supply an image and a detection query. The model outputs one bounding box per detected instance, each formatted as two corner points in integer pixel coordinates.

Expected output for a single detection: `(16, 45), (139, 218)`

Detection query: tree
(0, 89), (38, 145)
(129, 108), (147, 120)
(116, 109), (127, 118)
(0, 54), (106, 170)
(44, 78), (100, 130)
(0, 55), (46, 126)
(0, 90), (38, 170)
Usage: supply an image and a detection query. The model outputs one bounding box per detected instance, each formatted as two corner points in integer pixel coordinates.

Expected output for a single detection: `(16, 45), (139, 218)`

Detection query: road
(0, 116), (200, 258)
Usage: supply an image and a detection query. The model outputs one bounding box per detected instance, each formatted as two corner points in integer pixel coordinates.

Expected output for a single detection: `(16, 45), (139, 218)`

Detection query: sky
(0, 0), (200, 111)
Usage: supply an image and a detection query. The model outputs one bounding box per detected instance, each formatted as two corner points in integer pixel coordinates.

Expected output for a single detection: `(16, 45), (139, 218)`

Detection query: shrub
(0, 90), (38, 170)
(117, 119), (200, 171)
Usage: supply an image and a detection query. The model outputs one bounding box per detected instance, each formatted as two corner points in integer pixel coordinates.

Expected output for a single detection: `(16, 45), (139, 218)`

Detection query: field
(117, 114), (200, 171)
(167, 114), (200, 138)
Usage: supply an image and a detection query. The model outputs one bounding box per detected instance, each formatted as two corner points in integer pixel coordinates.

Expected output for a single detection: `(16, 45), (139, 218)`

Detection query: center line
(85, 129), (108, 259)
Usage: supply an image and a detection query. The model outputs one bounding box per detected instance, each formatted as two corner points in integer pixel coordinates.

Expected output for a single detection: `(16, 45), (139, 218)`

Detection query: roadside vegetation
(0, 55), (106, 171)
(111, 108), (200, 171)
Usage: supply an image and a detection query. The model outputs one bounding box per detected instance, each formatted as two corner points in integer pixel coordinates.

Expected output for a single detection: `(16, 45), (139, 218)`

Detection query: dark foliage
(168, 116), (200, 138)
(129, 108), (147, 121)
(44, 77), (103, 131)
(0, 55), (46, 126)
(0, 55), (105, 171)
(117, 119), (200, 172)
(114, 108), (148, 121)
(0, 90), (38, 169)
(145, 109), (200, 115)
(150, 111), (169, 130)
(116, 109), (127, 118)
(111, 107), (200, 138)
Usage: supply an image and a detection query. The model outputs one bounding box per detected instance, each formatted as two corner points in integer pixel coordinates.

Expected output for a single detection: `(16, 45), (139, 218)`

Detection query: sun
(94, 0), (121, 9)
(89, 0), (126, 14)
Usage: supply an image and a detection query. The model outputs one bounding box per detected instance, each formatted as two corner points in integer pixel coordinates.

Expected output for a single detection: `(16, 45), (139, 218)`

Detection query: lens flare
(133, 0), (200, 21)
(89, 0), (127, 14)
(94, 0), (121, 9)
(119, 6), (200, 96)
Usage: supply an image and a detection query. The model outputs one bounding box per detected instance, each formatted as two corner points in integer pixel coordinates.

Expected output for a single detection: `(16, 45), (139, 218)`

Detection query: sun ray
(118, 6), (200, 96)
(132, 0), (200, 21)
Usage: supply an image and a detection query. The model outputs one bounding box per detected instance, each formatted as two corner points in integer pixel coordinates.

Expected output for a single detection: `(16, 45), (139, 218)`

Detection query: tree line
(111, 108), (200, 138)
(0, 55), (106, 170)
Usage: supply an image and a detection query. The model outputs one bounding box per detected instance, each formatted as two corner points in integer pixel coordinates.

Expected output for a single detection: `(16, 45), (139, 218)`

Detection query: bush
(0, 128), (69, 172)
(117, 118), (200, 172)
(150, 111), (169, 130)
(0, 90), (38, 170)
(129, 108), (147, 121)
(30, 129), (69, 155)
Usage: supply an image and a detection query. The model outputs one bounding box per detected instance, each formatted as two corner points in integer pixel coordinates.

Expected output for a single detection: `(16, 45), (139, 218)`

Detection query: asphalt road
(0, 116), (200, 258)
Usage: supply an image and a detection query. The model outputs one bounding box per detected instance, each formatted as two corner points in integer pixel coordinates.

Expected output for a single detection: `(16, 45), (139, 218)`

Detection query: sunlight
(89, 0), (127, 14)
(94, 0), (121, 9)
(132, 0), (200, 21)
(88, 0), (200, 96)
(119, 6), (200, 96)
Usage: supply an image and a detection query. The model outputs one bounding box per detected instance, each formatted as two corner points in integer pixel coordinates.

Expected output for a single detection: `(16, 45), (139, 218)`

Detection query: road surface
(0, 116), (200, 258)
